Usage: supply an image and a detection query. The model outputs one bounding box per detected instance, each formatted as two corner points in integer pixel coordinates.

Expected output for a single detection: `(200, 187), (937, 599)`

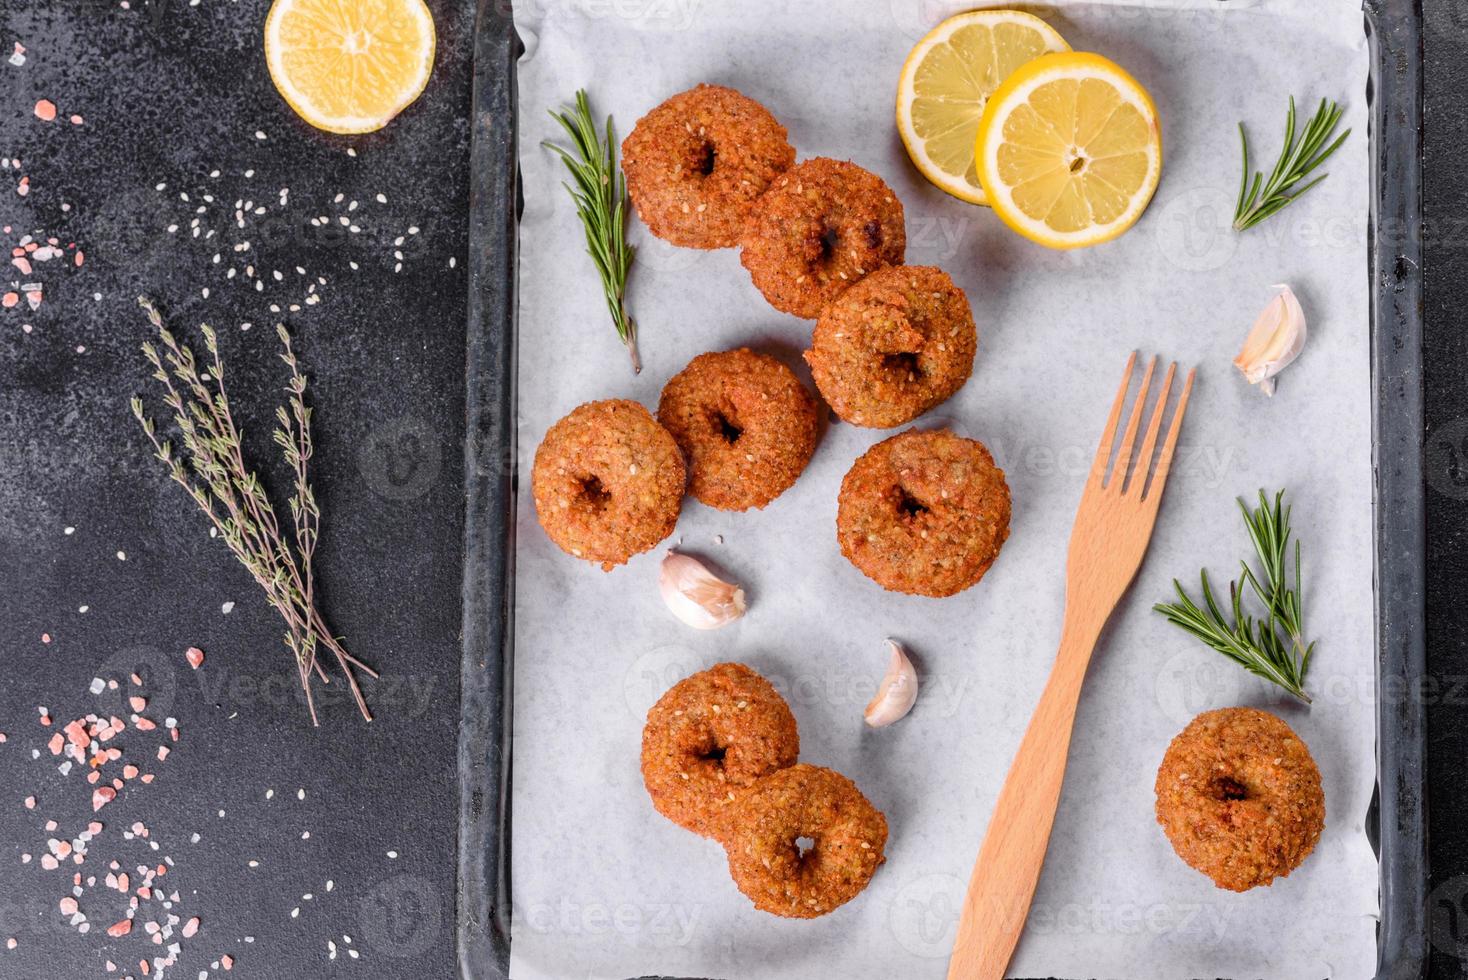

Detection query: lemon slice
(975, 51), (1162, 249)
(897, 10), (1069, 205)
(264, 0), (436, 135)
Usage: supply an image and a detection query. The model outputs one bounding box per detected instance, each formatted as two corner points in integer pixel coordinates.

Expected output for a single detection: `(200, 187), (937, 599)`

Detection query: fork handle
(945, 613), (1104, 980)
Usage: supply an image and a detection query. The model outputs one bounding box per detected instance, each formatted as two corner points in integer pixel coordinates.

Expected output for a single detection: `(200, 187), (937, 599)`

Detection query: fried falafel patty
(1155, 707), (1325, 892)
(836, 429), (1010, 597)
(722, 764), (888, 918)
(739, 157), (906, 318)
(531, 399), (685, 571)
(657, 348), (820, 511)
(621, 84), (796, 249)
(805, 265), (977, 428)
(641, 662), (800, 841)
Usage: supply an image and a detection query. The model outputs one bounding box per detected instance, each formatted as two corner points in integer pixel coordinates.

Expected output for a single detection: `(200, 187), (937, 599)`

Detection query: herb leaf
(132, 297), (378, 724)
(544, 90), (640, 373)
(1233, 97), (1351, 232)
(1154, 489), (1314, 704)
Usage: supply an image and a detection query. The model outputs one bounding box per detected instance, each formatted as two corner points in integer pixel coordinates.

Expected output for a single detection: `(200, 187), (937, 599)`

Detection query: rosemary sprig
(131, 297), (377, 725)
(1233, 96), (1351, 232)
(544, 89), (640, 373)
(1154, 490), (1315, 704)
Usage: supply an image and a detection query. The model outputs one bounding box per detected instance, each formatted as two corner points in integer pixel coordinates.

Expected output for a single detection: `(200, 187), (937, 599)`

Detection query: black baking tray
(455, 1), (1428, 977)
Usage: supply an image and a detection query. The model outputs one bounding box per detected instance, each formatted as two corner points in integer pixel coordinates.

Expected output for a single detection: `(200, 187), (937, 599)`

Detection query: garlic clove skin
(659, 551), (746, 630)
(864, 639), (919, 728)
(1234, 284), (1307, 397)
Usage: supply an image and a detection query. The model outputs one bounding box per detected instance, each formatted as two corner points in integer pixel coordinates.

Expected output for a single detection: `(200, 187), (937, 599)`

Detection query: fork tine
(1142, 368), (1196, 502)
(1129, 362), (1177, 497)
(1089, 352), (1138, 486)
(1113, 356), (1157, 492)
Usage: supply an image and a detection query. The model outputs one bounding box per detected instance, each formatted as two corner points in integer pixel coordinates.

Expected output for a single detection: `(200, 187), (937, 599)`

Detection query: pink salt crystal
(40, 855), (59, 870)
(23, 796), (34, 809)
(11, 256), (31, 275)
(64, 720), (90, 749)
(129, 696), (146, 712)
(6, 939), (14, 950)
(135, 717), (156, 731)
(92, 786), (116, 812)
(185, 647), (204, 669)
(1, 293), (16, 308)
(140, 774), (154, 784)
(17, 176), (29, 197)
(107, 919), (131, 938)
(123, 765), (138, 779)
(69, 115), (83, 125)
(74, 250), (84, 267)
(156, 746), (169, 761)
(47, 733), (64, 755)
(40, 633), (50, 644)
(33, 100), (55, 121)
(58, 897), (77, 915)
(221, 955), (233, 970)
(88, 822), (102, 834)
(181, 917), (199, 938)
(130, 674), (142, 686)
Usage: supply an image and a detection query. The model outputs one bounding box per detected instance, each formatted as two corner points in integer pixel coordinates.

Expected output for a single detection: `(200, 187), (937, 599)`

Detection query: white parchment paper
(509, 2), (1376, 977)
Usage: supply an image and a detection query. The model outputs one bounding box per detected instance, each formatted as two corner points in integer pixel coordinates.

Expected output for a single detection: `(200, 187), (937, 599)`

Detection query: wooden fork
(946, 353), (1195, 980)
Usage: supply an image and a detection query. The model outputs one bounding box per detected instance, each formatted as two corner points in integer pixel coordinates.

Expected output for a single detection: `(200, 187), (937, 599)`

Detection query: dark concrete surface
(1423, 3), (1468, 979)
(0, 1), (1463, 979)
(0, 1), (471, 977)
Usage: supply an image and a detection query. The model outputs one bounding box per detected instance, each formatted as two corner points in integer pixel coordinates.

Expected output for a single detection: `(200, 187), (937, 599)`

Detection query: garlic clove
(864, 639), (919, 728)
(1234, 284), (1307, 397)
(659, 551), (746, 630)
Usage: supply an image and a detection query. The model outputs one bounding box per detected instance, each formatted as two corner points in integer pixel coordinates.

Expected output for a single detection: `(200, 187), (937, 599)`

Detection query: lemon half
(897, 10), (1070, 205)
(264, 0), (436, 135)
(975, 51), (1162, 248)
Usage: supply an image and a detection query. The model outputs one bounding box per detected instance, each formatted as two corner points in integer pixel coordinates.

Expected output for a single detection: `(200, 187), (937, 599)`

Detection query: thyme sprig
(1234, 96), (1351, 232)
(1154, 490), (1315, 704)
(544, 89), (640, 373)
(131, 297), (376, 724)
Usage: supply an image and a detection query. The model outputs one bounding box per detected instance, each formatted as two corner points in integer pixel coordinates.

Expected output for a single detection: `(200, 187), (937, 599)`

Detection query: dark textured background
(0, 0), (471, 977)
(1422, 2), (1468, 978)
(0, 1), (1461, 978)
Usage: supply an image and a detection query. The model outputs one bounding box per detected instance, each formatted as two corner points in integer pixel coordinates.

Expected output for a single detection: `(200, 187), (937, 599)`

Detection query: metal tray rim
(458, 1), (1429, 976)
